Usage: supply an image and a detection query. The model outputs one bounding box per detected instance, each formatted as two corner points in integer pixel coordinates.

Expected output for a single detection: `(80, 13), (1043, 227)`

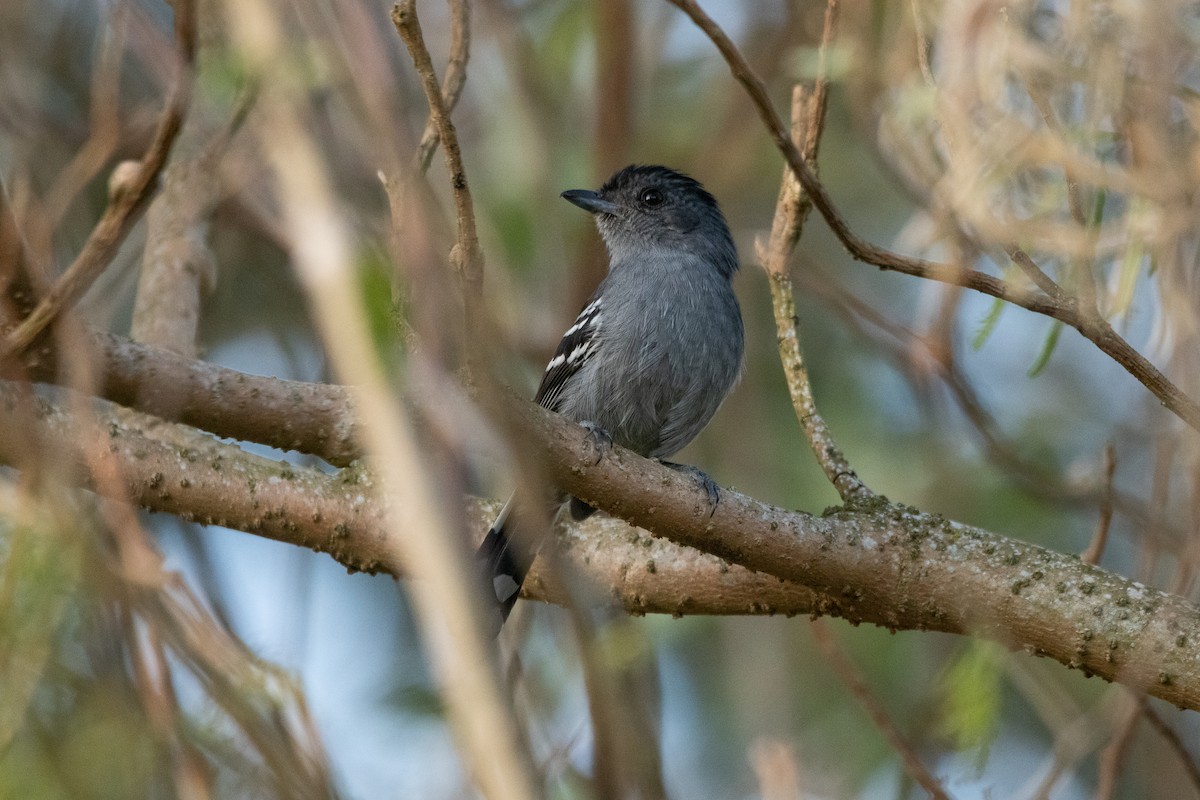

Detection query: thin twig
(758, 122), (873, 496)
(42, 0), (132, 230)
(810, 619), (951, 800)
(415, 0), (471, 172)
(1143, 704), (1200, 794)
(147, 574), (338, 797)
(2, 0), (197, 358)
(909, 0), (935, 88)
(224, 0), (539, 793)
(1092, 693), (1142, 800)
(392, 0), (484, 308)
(804, 0), (838, 165)
(795, 265), (1195, 556)
(1005, 245), (1069, 303)
(1080, 444), (1117, 565)
(664, 0), (1039, 304)
(757, 1), (871, 504)
(766, 265), (873, 503)
(664, 0), (1200, 435)
(1023, 81), (1101, 313)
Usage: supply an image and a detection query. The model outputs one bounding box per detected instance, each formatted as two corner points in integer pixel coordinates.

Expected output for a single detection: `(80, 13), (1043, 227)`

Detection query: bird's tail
(476, 495), (535, 626)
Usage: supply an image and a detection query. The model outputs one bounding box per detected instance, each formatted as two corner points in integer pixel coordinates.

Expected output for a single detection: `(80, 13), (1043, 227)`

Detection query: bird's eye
(639, 188), (665, 208)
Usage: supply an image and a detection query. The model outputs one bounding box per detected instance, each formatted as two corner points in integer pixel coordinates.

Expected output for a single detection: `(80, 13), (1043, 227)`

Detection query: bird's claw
(657, 460), (721, 517)
(580, 421), (613, 465)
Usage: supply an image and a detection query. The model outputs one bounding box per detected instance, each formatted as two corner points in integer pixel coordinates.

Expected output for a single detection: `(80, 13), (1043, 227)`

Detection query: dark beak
(561, 189), (619, 215)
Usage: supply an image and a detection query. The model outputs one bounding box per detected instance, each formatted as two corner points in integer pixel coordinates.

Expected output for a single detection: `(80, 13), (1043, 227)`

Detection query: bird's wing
(533, 292), (603, 412)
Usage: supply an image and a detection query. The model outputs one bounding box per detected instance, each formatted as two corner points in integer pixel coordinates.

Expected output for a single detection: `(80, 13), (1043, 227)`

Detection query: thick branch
(0, 386), (388, 570)
(504, 395), (1200, 712)
(23, 330), (361, 467)
(131, 0), (241, 357)
(5, 373), (1200, 711)
(131, 151), (218, 356)
(0, 384), (824, 616)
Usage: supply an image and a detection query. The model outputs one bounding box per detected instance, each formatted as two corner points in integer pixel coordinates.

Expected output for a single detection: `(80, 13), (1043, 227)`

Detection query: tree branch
(6, 369), (1200, 711)
(23, 329), (361, 467)
(756, 10), (873, 505)
(663, 0), (1200, 435)
(227, 0), (539, 792)
(132, 0), (251, 357)
(2, 0), (198, 357)
(810, 620), (950, 799)
(504, 393), (1200, 713)
(392, 0), (484, 310)
(0, 382), (825, 616)
(414, 0), (471, 173)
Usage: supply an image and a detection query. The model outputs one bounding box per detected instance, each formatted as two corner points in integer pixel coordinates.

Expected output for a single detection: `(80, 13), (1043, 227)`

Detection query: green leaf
(1090, 187), (1107, 229)
(937, 640), (1003, 770)
(356, 245), (405, 364)
(1027, 320), (1063, 378)
(1110, 239), (1144, 318)
(972, 298), (1006, 351)
(388, 684), (445, 719)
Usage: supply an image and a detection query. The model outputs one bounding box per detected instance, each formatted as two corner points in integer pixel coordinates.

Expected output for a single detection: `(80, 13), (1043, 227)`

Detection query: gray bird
(477, 164), (744, 625)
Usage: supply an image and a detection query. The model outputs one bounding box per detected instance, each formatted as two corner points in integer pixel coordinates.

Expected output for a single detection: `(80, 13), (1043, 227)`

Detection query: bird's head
(561, 165), (738, 278)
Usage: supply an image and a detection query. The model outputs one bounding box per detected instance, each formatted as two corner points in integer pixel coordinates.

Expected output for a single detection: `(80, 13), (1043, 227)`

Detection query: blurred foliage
(1026, 319), (1064, 378)
(0, 491), (85, 759)
(936, 640), (1004, 770)
(2, 0), (1200, 798)
(0, 490), (337, 799)
(357, 243), (407, 363)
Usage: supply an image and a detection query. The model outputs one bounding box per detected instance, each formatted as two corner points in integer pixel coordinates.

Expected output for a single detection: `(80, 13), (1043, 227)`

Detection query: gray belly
(558, 295), (742, 459)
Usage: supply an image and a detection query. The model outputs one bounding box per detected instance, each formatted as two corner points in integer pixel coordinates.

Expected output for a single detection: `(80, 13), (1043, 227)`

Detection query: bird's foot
(579, 420), (613, 465)
(656, 460), (721, 516)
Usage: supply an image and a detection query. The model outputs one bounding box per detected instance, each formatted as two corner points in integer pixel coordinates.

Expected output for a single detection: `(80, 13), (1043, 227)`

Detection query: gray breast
(558, 258), (743, 459)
